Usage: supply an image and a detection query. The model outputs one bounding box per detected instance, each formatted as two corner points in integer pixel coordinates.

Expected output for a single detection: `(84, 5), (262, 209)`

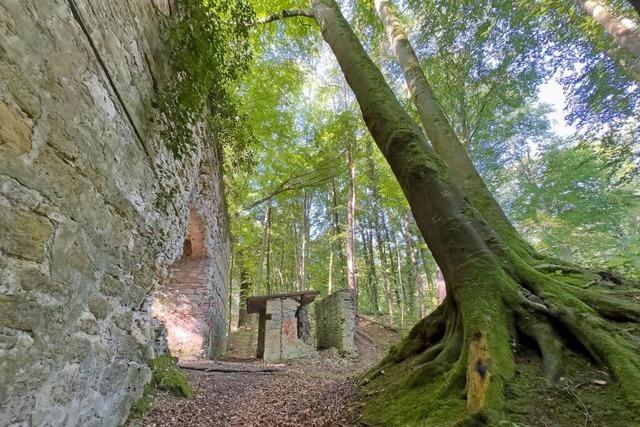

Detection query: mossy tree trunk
(307, 0), (640, 423)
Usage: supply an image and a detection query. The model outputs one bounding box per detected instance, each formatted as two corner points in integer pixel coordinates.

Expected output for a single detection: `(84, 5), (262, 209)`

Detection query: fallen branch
(180, 365), (281, 373)
(356, 314), (399, 332)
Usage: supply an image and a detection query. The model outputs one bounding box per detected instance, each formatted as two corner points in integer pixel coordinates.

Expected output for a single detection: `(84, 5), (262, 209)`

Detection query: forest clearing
(1, 0), (639, 426)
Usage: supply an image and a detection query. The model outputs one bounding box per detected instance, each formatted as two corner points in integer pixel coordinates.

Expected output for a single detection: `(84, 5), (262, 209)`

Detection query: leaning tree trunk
(308, 0), (640, 423)
(574, 0), (640, 60)
(374, 0), (542, 262)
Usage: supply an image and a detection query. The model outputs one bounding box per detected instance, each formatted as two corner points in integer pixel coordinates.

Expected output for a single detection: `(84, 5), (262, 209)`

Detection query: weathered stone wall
(152, 208), (229, 358)
(0, 1), (230, 426)
(263, 298), (315, 362)
(316, 289), (357, 357)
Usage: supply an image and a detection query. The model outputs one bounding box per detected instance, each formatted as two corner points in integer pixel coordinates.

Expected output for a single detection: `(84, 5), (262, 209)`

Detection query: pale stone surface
(0, 1), (230, 426)
(316, 289), (357, 357)
(263, 298), (316, 362)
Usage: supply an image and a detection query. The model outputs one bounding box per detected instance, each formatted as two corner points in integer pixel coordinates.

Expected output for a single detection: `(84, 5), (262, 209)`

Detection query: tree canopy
(160, 0), (640, 424)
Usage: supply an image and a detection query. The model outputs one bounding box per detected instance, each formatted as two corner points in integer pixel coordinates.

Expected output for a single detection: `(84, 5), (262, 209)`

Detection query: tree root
(515, 308), (563, 380)
(362, 260), (640, 425)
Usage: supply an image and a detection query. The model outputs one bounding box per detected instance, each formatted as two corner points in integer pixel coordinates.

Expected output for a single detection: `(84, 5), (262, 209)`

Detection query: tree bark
(404, 212), (426, 318)
(309, 0), (640, 422)
(237, 249), (251, 328)
(346, 134), (358, 300)
(373, 211), (395, 325)
(373, 0), (542, 260)
(328, 250), (334, 294)
(255, 200), (271, 295)
(361, 224), (380, 314)
(574, 0), (640, 60)
(331, 177), (346, 287)
(296, 190), (311, 291)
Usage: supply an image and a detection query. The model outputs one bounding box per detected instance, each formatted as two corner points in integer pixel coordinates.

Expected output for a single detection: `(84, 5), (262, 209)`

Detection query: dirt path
(136, 319), (398, 427)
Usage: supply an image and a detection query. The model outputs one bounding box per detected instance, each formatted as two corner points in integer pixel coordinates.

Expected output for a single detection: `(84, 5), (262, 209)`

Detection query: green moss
(504, 349), (640, 427)
(360, 338), (640, 427)
(361, 356), (467, 426)
(149, 355), (192, 398)
(128, 384), (154, 420)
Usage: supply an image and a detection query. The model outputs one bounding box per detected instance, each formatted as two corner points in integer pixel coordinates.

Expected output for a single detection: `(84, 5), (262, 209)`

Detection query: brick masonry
(152, 209), (228, 358)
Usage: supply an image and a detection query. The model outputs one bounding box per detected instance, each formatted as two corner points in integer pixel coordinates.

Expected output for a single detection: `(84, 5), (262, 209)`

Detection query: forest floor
(132, 317), (399, 427)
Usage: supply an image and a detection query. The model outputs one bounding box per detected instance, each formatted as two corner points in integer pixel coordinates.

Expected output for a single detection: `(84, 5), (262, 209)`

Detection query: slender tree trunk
(367, 228), (380, 314)
(297, 190), (310, 291)
(394, 232), (406, 329)
(331, 177), (346, 287)
(418, 238), (439, 308)
(374, 223), (395, 325)
(237, 249), (251, 328)
(276, 245), (285, 292)
(361, 224), (380, 314)
(265, 205), (272, 294)
(328, 250), (334, 294)
(374, 0), (539, 260)
(255, 200), (271, 295)
(308, 0), (640, 422)
(346, 135), (358, 300)
(405, 212), (426, 318)
(574, 0), (640, 60)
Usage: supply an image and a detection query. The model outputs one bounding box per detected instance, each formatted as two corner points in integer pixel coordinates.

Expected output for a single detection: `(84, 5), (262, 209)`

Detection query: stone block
(316, 289), (357, 357)
(0, 209), (53, 262)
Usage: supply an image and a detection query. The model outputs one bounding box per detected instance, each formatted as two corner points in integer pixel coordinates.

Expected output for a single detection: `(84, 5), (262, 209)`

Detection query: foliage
(522, 0), (640, 127)
(504, 125), (640, 274)
(157, 0), (255, 159)
(224, 0), (639, 331)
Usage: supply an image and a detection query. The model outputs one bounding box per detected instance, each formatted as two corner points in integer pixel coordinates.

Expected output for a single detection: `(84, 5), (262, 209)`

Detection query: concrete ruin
(316, 289), (357, 357)
(247, 291), (319, 362)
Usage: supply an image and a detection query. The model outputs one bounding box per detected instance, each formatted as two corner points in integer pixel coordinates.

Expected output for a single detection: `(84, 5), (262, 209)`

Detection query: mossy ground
(126, 355), (192, 424)
(149, 354), (192, 397)
(129, 384), (155, 420)
(504, 345), (639, 427)
(360, 341), (639, 426)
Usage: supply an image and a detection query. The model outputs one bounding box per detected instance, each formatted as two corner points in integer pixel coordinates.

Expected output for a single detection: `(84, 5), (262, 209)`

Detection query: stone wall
(152, 209), (229, 358)
(316, 289), (357, 357)
(263, 298), (315, 362)
(0, 1), (230, 426)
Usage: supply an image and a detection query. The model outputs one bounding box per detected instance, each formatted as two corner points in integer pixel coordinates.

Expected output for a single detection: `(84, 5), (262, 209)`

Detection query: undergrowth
(127, 355), (192, 423)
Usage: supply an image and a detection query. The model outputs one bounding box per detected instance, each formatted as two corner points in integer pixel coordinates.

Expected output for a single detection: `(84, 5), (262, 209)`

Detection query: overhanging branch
(259, 9), (314, 24)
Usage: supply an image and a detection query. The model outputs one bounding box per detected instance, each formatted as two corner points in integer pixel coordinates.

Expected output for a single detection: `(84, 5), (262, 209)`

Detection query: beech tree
(258, 0), (640, 424)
